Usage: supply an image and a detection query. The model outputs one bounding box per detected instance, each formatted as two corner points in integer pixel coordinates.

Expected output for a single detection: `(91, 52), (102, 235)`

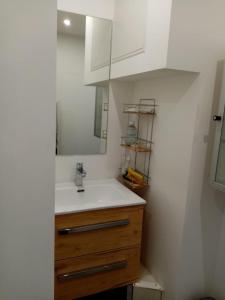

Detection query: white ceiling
(57, 11), (86, 37)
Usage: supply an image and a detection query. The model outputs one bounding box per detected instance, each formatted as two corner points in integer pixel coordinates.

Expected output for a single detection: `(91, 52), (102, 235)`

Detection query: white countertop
(55, 178), (146, 215)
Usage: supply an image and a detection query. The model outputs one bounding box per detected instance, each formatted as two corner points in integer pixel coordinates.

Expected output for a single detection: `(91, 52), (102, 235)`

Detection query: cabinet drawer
(55, 206), (144, 260)
(55, 247), (140, 300)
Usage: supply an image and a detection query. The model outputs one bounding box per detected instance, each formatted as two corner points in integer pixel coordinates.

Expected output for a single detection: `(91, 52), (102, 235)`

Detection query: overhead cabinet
(84, 16), (112, 85)
(110, 0), (201, 80)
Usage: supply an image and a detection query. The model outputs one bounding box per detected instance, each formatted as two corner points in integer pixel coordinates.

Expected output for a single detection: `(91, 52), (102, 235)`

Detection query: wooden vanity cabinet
(55, 205), (144, 300)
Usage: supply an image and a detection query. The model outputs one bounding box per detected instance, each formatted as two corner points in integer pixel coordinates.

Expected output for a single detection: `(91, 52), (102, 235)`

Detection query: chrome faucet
(75, 162), (86, 192)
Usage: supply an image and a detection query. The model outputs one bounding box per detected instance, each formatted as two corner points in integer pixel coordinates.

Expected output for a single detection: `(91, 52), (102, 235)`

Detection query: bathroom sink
(55, 179), (146, 215)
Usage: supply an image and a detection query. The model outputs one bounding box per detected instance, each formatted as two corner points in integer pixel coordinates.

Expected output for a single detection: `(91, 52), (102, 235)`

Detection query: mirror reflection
(56, 11), (112, 155)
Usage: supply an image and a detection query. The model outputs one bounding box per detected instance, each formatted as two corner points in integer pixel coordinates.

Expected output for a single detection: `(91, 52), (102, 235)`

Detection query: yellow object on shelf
(127, 168), (144, 184)
(118, 176), (149, 191)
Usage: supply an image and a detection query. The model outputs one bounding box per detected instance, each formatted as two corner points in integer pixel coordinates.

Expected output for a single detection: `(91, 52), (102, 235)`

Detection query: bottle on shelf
(126, 121), (137, 146)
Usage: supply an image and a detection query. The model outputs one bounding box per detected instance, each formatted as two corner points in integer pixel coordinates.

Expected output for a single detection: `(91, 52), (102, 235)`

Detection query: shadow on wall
(198, 298), (217, 300)
(138, 71), (199, 264)
(110, 80), (135, 130)
(172, 61), (225, 300)
(126, 71), (199, 300)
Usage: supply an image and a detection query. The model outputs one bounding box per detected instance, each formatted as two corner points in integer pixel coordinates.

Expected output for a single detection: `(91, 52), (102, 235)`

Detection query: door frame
(211, 61), (225, 193)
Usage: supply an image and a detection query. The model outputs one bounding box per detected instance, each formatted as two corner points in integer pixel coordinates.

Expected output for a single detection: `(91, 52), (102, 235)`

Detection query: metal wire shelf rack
(119, 99), (156, 191)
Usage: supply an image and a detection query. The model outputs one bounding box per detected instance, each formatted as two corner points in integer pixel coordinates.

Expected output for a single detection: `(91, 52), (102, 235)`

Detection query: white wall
(208, 65), (225, 300)
(107, 3), (225, 300)
(131, 1), (225, 299)
(55, 2), (225, 299)
(57, 33), (100, 154)
(179, 66), (225, 300)
(210, 207), (225, 299)
(167, 0), (225, 72)
(131, 73), (199, 300)
(0, 0), (56, 299)
(168, 1), (225, 299)
(57, 0), (114, 20)
(130, 64), (225, 300)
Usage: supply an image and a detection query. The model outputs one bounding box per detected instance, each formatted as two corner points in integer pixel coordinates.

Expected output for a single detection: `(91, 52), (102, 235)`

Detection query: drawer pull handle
(58, 219), (129, 235)
(57, 260), (128, 282)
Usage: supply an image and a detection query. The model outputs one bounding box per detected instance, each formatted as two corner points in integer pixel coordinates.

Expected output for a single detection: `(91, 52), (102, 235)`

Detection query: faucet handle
(76, 162), (83, 170)
(76, 162), (86, 176)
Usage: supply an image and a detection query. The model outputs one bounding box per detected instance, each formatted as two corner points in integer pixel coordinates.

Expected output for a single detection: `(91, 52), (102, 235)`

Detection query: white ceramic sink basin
(55, 179), (146, 215)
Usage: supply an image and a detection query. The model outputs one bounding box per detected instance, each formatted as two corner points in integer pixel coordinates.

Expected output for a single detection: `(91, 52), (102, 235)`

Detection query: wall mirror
(56, 11), (112, 155)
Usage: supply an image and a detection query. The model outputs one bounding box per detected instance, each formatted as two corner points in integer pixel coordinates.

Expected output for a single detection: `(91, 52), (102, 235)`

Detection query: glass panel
(56, 11), (112, 155)
(215, 106), (225, 185)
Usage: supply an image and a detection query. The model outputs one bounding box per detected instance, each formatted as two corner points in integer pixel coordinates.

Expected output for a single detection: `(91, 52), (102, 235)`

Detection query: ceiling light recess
(63, 19), (71, 26)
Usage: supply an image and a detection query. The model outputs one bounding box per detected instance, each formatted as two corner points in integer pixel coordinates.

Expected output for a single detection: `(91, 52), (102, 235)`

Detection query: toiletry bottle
(126, 121), (137, 145)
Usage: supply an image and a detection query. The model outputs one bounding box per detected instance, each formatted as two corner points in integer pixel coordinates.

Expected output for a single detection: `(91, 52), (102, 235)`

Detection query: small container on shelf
(118, 171), (149, 191)
(126, 121), (138, 145)
(120, 137), (152, 153)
